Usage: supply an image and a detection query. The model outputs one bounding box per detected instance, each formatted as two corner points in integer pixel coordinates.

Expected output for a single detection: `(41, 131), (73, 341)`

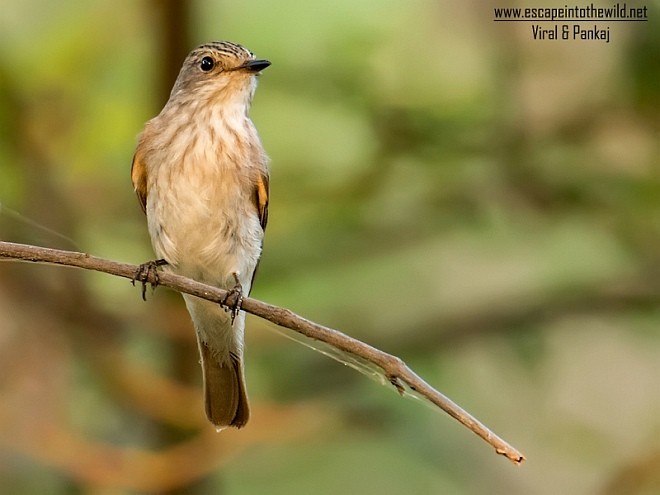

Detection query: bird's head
(169, 41), (270, 106)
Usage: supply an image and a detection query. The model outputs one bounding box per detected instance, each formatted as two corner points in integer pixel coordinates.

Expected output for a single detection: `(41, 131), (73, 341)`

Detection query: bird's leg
(221, 272), (244, 325)
(132, 259), (168, 301)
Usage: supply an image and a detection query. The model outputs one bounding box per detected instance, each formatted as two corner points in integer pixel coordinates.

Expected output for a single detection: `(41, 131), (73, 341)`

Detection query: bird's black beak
(241, 59), (271, 73)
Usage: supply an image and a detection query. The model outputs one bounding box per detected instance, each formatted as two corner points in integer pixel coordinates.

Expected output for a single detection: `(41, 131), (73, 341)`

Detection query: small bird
(131, 41), (270, 429)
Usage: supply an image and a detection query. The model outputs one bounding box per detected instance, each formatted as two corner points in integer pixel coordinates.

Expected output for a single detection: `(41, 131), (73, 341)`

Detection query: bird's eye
(200, 56), (215, 72)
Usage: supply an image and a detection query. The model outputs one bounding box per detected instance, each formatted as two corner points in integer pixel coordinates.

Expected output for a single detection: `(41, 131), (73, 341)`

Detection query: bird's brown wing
(249, 171), (269, 294)
(131, 150), (148, 213)
(254, 171), (269, 231)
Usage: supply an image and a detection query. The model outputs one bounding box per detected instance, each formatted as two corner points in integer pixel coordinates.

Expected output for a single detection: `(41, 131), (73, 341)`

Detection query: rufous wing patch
(131, 150), (148, 213)
(254, 172), (269, 231)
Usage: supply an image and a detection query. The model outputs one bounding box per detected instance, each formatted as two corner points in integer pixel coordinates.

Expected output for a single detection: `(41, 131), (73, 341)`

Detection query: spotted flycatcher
(131, 41), (270, 429)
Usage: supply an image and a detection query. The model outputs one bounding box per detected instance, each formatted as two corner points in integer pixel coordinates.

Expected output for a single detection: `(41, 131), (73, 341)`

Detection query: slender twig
(0, 240), (525, 464)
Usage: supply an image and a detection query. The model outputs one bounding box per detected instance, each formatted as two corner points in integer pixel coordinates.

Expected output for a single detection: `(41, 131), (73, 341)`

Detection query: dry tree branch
(0, 240), (525, 465)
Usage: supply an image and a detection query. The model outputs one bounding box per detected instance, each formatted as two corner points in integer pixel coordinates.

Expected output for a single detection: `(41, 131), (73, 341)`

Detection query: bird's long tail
(184, 295), (250, 429)
(198, 338), (250, 429)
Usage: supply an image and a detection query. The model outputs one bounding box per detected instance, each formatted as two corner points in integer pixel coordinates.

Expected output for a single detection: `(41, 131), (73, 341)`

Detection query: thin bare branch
(0, 240), (525, 464)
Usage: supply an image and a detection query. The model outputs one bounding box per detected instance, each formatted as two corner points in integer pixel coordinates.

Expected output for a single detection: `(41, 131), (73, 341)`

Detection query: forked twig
(0, 240), (525, 464)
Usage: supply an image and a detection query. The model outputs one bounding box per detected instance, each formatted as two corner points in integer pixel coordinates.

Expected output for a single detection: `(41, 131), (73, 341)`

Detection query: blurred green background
(1, 0), (659, 493)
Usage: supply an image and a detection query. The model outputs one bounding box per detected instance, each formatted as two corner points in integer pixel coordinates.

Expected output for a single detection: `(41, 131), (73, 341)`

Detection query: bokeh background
(1, 0), (659, 493)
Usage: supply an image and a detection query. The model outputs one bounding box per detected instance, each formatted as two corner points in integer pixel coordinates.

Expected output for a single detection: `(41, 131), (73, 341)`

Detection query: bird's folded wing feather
(131, 150), (148, 213)
(254, 172), (269, 231)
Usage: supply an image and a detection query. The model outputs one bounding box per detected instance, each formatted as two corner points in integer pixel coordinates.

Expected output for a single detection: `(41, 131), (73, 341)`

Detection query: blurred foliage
(0, 0), (659, 494)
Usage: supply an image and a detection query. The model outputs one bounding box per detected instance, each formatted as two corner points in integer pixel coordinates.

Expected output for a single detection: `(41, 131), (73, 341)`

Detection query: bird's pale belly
(147, 181), (263, 291)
